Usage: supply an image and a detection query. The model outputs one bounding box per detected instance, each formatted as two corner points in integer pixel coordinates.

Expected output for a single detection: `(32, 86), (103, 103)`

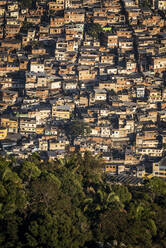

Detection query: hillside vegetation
(0, 153), (166, 248)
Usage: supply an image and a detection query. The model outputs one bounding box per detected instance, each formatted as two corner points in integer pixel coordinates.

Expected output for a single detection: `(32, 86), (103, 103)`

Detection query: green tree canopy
(64, 120), (91, 145)
(0, 154), (165, 248)
(86, 23), (103, 40)
(19, 0), (33, 8)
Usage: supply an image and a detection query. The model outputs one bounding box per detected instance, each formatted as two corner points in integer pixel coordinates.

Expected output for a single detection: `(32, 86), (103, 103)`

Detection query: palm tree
(83, 185), (124, 218)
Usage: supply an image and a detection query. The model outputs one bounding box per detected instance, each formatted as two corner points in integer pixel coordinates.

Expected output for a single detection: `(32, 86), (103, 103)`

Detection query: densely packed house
(0, 0), (166, 179)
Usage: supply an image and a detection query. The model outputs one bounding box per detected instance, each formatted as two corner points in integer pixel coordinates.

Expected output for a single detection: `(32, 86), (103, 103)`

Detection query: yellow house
(0, 128), (7, 140)
(36, 127), (45, 135)
(105, 164), (116, 173)
(1, 118), (18, 133)
(7, 63), (19, 72)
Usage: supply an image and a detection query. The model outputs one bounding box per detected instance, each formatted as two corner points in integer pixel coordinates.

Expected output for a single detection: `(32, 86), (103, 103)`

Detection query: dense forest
(0, 152), (166, 248)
